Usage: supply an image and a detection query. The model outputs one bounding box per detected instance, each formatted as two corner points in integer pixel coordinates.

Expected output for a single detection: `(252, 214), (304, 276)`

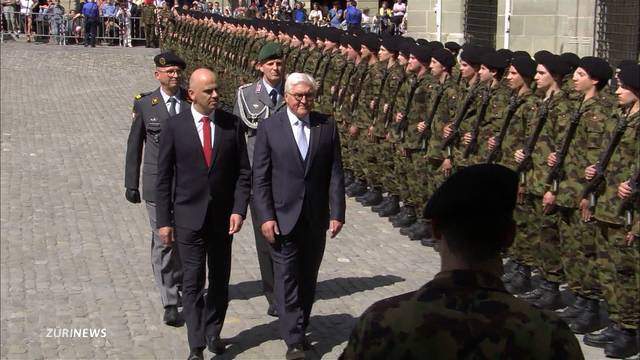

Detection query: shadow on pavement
(229, 275), (405, 301)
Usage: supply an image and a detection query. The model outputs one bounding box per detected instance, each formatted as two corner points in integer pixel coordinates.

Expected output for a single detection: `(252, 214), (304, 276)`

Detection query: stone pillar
(405, 0), (464, 44)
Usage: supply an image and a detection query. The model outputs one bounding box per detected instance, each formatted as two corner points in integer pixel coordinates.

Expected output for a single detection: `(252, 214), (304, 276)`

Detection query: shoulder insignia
(151, 97), (160, 106)
(255, 82), (262, 93)
(134, 91), (152, 100)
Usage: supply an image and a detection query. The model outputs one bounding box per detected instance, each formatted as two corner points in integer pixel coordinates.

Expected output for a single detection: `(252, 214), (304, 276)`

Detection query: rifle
(336, 64), (359, 109)
(371, 66), (392, 123)
(397, 75), (424, 141)
(581, 109), (631, 209)
(463, 88), (491, 159)
(440, 83), (480, 154)
(331, 61), (349, 107)
(618, 167), (640, 228)
(349, 66), (372, 115)
(545, 95), (586, 192)
(420, 82), (447, 151)
(517, 91), (555, 177)
(486, 93), (525, 163)
(384, 73), (408, 129)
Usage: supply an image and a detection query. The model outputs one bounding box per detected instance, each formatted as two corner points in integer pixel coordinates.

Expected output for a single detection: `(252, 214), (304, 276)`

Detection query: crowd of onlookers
(0, 0), (408, 45)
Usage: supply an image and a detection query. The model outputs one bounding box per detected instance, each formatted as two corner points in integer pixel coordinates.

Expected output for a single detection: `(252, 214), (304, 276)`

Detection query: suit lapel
(209, 109), (224, 172)
(151, 88), (171, 121)
(304, 113), (323, 176)
(279, 112), (305, 172)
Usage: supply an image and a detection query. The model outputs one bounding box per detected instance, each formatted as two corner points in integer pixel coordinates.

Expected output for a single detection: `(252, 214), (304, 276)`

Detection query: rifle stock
(516, 92), (554, 174)
(486, 94), (523, 163)
(440, 83), (480, 152)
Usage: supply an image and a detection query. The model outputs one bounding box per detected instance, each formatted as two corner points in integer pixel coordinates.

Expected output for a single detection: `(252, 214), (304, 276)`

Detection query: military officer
(124, 52), (188, 326)
(233, 42), (286, 317)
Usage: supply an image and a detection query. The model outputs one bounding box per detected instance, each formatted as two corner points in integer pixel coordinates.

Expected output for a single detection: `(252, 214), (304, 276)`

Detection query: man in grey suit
(233, 42), (286, 317)
(124, 52), (188, 326)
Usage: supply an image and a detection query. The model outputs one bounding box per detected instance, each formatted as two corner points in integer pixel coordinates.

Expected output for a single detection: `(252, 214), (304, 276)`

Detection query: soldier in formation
(160, 10), (638, 359)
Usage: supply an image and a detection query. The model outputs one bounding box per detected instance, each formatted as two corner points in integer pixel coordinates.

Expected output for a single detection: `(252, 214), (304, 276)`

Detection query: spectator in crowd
(33, 0), (49, 41)
(308, 2), (321, 25)
(81, 0), (98, 47)
(101, 0), (117, 43)
(361, 7), (372, 32)
(378, 0), (391, 34)
(292, 1), (305, 23)
(328, 1), (342, 28)
(67, 9), (83, 44)
(205, 1), (213, 12)
(212, 1), (221, 14)
(2, 0), (17, 35)
(45, 0), (64, 44)
(278, 0), (291, 21)
(391, 0), (405, 34)
(344, 0), (361, 31)
(116, 0), (132, 47)
(222, 5), (230, 16)
(19, 0), (35, 41)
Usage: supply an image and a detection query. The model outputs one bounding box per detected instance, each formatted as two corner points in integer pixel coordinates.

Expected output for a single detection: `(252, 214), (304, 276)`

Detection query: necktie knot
(168, 97), (177, 104)
(200, 116), (209, 123)
(269, 89), (278, 105)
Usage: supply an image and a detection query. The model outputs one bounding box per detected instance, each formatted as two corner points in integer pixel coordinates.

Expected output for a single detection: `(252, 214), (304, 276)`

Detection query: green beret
(257, 42), (283, 63)
(154, 52), (186, 69)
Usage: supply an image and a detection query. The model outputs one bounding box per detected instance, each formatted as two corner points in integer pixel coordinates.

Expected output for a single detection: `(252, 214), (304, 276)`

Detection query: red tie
(201, 116), (212, 167)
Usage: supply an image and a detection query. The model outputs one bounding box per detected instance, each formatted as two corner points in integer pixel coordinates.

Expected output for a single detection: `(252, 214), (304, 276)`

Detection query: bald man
(156, 68), (251, 360)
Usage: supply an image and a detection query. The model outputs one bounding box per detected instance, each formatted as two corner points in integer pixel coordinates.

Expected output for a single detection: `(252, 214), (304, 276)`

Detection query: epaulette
(134, 91), (153, 101)
(239, 83), (253, 90)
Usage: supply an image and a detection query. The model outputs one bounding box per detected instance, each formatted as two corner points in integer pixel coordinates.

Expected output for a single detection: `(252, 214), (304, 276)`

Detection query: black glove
(125, 188), (141, 204)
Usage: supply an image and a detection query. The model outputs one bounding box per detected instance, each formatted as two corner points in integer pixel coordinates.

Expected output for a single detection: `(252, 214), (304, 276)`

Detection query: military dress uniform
(124, 53), (189, 321)
(233, 46), (286, 314)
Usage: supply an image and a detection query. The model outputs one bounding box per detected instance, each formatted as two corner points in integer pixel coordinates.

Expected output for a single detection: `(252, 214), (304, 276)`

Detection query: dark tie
(269, 89), (278, 106)
(168, 97), (177, 116)
(201, 116), (212, 167)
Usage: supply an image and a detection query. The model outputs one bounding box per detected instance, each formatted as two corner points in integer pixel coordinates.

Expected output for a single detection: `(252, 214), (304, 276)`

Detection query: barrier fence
(0, 10), (163, 46)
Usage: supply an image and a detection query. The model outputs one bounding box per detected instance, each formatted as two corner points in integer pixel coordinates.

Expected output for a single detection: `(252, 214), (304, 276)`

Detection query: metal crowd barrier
(1, 10), (158, 46)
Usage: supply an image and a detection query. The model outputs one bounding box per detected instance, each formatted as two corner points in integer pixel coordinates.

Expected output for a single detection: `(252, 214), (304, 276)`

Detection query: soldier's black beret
(560, 52), (580, 70)
(324, 28), (342, 43)
(510, 56), (537, 79)
(496, 48), (514, 64)
(537, 53), (571, 77)
(416, 38), (429, 47)
(340, 33), (350, 47)
(411, 43), (431, 64)
(432, 48), (455, 69)
(257, 42), (283, 63)
(578, 56), (612, 85)
(481, 51), (508, 70)
(361, 34), (380, 52)
(618, 63), (640, 90)
(399, 38), (414, 57)
(380, 35), (400, 53)
(424, 164), (518, 223)
(459, 45), (483, 66)
(617, 59), (637, 72)
(304, 26), (317, 42)
(512, 50), (531, 60)
(429, 41), (444, 50)
(533, 50), (553, 63)
(348, 35), (362, 52)
(154, 52), (186, 69)
(444, 41), (461, 53)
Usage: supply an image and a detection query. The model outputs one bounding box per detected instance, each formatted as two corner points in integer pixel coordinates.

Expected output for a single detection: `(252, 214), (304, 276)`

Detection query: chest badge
(151, 97), (160, 106)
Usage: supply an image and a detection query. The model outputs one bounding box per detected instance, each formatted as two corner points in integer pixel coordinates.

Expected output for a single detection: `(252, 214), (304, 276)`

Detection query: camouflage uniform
(340, 270), (584, 360)
(316, 49), (345, 115)
(339, 60), (369, 174)
(592, 109), (639, 331)
(140, 3), (157, 48)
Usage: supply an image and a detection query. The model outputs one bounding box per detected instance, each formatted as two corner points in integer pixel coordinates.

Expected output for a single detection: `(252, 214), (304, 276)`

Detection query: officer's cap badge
(159, 57), (166, 66)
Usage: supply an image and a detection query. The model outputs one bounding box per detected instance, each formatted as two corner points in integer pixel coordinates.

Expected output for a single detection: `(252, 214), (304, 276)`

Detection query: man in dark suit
(233, 42), (286, 318)
(124, 52), (187, 327)
(156, 68), (251, 360)
(252, 72), (346, 360)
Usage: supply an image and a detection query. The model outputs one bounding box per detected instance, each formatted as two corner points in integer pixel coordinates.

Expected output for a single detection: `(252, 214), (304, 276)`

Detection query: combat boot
(372, 195), (393, 213)
(391, 206), (416, 228)
(377, 195), (400, 217)
(557, 295), (588, 321)
(583, 323), (619, 348)
(420, 238), (436, 247)
(346, 179), (367, 197)
(604, 328), (639, 358)
(360, 188), (383, 206)
(399, 220), (422, 236)
(407, 220), (432, 240)
(531, 280), (563, 310)
(388, 204), (409, 222)
(518, 286), (545, 301)
(504, 265), (532, 295)
(568, 298), (603, 334)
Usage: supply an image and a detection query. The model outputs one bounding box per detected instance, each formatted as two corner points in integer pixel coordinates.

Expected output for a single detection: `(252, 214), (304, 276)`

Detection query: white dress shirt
(286, 107), (310, 154)
(191, 105), (215, 148)
(160, 87), (181, 114)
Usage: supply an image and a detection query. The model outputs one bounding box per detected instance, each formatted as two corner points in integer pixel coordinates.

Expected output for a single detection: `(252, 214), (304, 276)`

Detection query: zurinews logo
(46, 328), (107, 338)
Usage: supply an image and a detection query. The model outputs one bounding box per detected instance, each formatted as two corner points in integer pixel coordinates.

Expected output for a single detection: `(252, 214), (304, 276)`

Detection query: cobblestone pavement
(1, 42), (605, 359)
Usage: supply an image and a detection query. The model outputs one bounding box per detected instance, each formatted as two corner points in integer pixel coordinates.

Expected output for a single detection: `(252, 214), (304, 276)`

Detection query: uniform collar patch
(152, 97), (160, 105)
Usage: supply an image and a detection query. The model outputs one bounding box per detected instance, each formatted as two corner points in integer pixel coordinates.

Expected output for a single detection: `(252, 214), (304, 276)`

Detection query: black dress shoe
(163, 306), (181, 327)
(207, 337), (225, 355)
(583, 324), (619, 348)
(267, 303), (278, 317)
(286, 344), (306, 360)
(604, 328), (639, 358)
(187, 349), (204, 360)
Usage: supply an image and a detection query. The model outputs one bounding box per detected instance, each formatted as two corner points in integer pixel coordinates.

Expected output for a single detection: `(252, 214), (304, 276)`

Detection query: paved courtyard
(1, 42), (605, 359)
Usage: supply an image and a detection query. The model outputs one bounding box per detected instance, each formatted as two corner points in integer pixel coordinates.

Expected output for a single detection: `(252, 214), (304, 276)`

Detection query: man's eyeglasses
(288, 92), (315, 102)
(157, 69), (182, 76)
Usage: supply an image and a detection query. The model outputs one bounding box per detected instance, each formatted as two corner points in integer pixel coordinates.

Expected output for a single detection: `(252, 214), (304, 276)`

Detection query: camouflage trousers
(391, 151), (411, 205)
(402, 152), (436, 213)
(558, 207), (601, 300)
(595, 221), (640, 330)
(508, 195), (542, 268)
(537, 206), (564, 283)
(364, 139), (393, 190)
